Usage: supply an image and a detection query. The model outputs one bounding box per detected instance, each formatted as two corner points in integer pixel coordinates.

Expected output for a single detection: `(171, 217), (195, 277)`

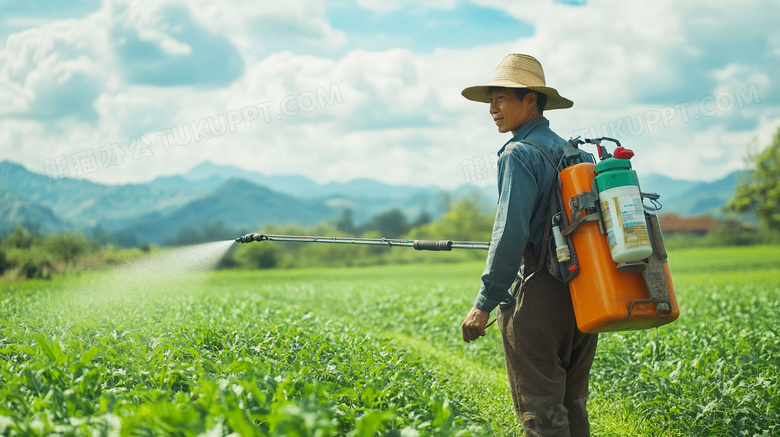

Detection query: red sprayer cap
(613, 147), (635, 159)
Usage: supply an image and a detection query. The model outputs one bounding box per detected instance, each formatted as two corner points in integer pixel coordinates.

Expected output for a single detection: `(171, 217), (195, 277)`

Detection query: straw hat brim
(461, 84), (573, 110)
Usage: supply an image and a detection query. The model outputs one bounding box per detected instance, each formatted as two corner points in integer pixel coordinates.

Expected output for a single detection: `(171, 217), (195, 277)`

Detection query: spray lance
(235, 233), (490, 251)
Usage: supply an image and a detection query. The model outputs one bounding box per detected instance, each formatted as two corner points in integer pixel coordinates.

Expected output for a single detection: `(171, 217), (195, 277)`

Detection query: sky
(0, 0), (778, 189)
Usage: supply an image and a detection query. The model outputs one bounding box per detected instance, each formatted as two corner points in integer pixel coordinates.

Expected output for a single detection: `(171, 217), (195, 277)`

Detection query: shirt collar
(497, 116), (550, 156)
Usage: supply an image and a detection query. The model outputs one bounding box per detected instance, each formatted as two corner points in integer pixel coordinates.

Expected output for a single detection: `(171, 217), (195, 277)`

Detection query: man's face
(488, 89), (538, 135)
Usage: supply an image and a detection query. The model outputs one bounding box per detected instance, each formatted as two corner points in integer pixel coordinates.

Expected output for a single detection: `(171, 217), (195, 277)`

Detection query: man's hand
(461, 306), (490, 342)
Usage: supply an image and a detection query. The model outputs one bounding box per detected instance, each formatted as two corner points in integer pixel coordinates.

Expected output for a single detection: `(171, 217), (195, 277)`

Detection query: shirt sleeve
(473, 147), (540, 312)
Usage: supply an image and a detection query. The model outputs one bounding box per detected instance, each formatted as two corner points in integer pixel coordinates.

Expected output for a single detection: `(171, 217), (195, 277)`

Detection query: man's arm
(461, 145), (540, 341)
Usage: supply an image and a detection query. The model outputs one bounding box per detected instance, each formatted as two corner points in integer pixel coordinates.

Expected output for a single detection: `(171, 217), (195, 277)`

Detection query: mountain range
(0, 160), (745, 245)
(0, 161), (453, 244)
(640, 172), (746, 217)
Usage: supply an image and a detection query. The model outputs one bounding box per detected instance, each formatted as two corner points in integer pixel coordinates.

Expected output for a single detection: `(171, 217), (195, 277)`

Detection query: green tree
(368, 209), (410, 237)
(239, 243), (279, 269)
(45, 232), (87, 265)
(726, 128), (780, 232)
(5, 225), (36, 249)
(19, 260), (41, 279)
(408, 192), (494, 242)
(335, 208), (356, 234)
(411, 210), (432, 228)
(0, 249), (9, 275)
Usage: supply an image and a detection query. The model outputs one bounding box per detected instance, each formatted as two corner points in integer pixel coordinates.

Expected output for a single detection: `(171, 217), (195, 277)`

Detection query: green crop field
(1, 245), (778, 436)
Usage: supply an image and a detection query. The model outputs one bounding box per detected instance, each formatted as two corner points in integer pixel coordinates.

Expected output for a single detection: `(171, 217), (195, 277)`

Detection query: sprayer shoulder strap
(517, 139), (561, 277)
(519, 139), (559, 170)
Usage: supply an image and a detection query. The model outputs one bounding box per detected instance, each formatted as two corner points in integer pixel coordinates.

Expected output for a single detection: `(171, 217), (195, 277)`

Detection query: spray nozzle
(235, 233), (264, 244)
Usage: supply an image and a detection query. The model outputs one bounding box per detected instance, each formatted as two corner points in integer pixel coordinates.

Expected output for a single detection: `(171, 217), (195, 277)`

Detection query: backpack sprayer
(235, 137), (679, 333)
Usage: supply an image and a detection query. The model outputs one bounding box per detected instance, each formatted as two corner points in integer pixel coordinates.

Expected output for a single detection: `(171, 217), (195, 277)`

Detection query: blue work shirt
(474, 117), (577, 312)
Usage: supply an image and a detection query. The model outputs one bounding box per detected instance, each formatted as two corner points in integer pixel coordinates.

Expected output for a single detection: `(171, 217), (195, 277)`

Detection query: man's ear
(526, 91), (538, 106)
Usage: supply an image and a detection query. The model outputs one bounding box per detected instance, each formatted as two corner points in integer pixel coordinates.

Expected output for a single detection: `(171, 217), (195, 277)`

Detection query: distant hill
(181, 161), (442, 201)
(0, 187), (67, 235)
(173, 162), (449, 222)
(181, 162), (321, 197)
(648, 171), (745, 217)
(0, 160), (449, 244)
(640, 174), (699, 200)
(0, 161), (209, 230)
(120, 178), (336, 244)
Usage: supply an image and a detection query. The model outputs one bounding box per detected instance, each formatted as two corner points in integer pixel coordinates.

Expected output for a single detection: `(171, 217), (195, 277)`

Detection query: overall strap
(521, 139), (559, 170)
(518, 139), (560, 278)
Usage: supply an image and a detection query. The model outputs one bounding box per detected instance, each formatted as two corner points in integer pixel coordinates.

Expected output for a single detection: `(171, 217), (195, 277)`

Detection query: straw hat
(461, 54), (573, 110)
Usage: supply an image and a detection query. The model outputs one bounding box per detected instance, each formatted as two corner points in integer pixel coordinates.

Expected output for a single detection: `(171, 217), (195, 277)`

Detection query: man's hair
(514, 89), (547, 114)
(488, 86), (547, 114)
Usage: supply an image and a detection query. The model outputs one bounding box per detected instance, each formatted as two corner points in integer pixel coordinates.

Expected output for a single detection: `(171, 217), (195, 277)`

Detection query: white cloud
(356, 0), (457, 13)
(713, 64), (770, 96)
(183, 0), (347, 61)
(111, 0), (193, 55)
(0, 12), (109, 120)
(0, 0), (778, 190)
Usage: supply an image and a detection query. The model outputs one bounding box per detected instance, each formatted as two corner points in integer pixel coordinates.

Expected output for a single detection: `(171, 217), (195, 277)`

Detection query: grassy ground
(1, 245), (778, 435)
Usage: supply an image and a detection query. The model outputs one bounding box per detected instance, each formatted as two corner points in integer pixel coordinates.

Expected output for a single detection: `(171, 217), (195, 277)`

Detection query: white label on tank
(617, 194), (650, 247)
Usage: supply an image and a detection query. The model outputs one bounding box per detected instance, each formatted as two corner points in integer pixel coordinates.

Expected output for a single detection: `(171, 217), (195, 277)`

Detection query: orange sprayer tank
(560, 162), (680, 333)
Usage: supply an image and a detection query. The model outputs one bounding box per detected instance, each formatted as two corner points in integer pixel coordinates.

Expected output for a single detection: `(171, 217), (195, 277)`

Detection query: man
(459, 54), (599, 436)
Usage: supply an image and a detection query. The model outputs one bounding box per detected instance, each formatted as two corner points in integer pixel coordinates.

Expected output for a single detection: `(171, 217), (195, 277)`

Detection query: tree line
(0, 223), (158, 280)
